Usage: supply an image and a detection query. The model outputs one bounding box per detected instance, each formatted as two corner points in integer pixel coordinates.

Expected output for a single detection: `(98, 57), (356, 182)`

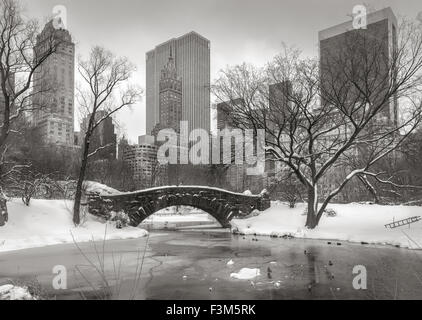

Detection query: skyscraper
(319, 7), (398, 126)
(32, 20), (75, 146)
(158, 49), (182, 131)
(146, 31), (210, 134)
(318, 8), (399, 202)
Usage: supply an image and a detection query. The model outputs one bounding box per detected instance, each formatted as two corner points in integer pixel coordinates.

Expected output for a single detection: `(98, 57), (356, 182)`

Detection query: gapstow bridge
(87, 186), (271, 228)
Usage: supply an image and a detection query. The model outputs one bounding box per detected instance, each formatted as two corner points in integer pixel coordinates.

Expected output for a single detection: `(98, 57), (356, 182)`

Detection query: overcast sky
(22, 0), (422, 143)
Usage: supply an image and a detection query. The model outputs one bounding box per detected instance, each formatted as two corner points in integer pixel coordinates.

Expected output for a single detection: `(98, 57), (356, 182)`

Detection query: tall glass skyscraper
(146, 31), (211, 135)
(319, 7), (398, 126)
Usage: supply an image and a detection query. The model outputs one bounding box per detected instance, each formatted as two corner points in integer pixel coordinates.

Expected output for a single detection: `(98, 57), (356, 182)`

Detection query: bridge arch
(87, 186), (270, 228)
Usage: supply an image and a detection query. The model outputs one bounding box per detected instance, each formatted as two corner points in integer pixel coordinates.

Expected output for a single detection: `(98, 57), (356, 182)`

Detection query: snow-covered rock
(260, 189), (268, 196)
(0, 285), (36, 300)
(83, 181), (121, 196)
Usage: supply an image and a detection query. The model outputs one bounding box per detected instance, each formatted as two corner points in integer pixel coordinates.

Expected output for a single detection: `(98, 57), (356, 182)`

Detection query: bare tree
(73, 46), (141, 225)
(8, 167), (54, 206)
(267, 169), (304, 208)
(147, 159), (166, 188)
(0, 0), (59, 223)
(213, 19), (422, 229)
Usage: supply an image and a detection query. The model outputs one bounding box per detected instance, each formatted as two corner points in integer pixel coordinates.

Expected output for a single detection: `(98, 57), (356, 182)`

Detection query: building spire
(160, 45), (177, 80)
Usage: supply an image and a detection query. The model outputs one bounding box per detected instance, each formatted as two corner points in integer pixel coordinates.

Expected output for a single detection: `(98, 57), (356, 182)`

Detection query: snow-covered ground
(231, 202), (422, 249)
(0, 199), (148, 253)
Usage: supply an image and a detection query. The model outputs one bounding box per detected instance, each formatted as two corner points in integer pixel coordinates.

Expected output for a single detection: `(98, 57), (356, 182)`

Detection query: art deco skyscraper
(32, 20), (75, 146)
(146, 31), (210, 134)
(158, 49), (182, 131)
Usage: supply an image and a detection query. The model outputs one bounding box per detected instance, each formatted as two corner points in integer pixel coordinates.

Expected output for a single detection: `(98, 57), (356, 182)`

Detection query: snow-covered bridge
(87, 186), (271, 228)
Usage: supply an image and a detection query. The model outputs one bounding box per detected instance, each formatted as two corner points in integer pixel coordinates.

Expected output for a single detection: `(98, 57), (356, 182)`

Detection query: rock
(325, 208), (337, 217)
(282, 234), (294, 239)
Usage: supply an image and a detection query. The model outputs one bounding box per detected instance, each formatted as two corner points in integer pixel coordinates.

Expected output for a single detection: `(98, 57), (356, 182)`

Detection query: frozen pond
(1, 229), (422, 299)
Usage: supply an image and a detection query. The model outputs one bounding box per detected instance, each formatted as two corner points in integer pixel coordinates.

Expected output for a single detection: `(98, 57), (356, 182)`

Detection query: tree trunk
(0, 196), (8, 226)
(358, 175), (379, 204)
(73, 138), (90, 226)
(305, 187), (318, 229)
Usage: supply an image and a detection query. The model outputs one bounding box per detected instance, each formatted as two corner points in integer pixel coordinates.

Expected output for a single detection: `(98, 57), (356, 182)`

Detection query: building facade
(80, 111), (117, 160)
(215, 98), (270, 193)
(122, 143), (163, 190)
(269, 81), (293, 121)
(146, 31), (210, 135)
(32, 20), (75, 146)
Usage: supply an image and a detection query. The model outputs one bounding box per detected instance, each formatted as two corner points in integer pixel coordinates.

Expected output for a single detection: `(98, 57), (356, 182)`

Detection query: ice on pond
(230, 268), (261, 280)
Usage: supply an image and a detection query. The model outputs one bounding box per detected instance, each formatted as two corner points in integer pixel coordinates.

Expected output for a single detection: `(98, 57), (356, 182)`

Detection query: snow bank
(0, 199), (148, 253)
(0, 284), (36, 300)
(232, 202), (422, 249)
(230, 268), (261, 280)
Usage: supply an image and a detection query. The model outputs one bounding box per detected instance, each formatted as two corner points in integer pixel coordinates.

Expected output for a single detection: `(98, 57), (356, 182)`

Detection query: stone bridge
(87, 186), (270, 228)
